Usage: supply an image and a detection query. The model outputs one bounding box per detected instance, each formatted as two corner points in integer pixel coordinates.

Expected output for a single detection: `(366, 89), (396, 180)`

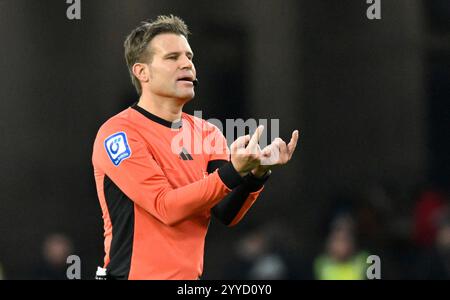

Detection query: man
(92, 15), (299, 280)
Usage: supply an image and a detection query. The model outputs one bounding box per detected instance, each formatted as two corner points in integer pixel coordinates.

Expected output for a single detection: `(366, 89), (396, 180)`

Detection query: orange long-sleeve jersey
(92, 104), (266, 280)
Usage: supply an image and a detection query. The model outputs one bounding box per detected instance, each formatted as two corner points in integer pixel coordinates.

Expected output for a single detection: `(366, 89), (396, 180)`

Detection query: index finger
(246, 125), (264, 151)
(287, 130), (299, 157)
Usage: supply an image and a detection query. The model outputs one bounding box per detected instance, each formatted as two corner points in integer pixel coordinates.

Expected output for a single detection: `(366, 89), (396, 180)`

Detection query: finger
(231, 135), (250, 151)
(262, 142), (281, 165)
(247, 125), (264, 152)
(260, 145), (272, 165)
(261, 145), (272, 156)
(277, 139), (289, 163)
(268, 140), (282, 163)
(287, 130), (299, 158)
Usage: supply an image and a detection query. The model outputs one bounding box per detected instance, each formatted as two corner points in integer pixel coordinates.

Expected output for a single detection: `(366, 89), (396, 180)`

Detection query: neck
(137, 92), (184, 122)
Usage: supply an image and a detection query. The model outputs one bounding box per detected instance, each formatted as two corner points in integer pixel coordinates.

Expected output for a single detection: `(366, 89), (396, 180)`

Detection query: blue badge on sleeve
(104, 132), (131, 166)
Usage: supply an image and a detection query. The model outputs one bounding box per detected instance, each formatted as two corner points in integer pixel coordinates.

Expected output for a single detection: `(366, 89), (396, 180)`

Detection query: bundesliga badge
(104, 132), (132, 166)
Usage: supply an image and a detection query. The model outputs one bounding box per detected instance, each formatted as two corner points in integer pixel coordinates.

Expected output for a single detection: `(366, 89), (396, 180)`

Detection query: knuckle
(248, 153), (257, 160)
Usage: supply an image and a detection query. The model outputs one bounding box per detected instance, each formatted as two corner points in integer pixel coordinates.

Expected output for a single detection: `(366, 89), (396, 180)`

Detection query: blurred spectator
(415, 211), (450, 279)
(314, 215), (368, 280)
(33, 233), (74, 280)
(224, 222), (295, 279)
(413, 188), (448, 248)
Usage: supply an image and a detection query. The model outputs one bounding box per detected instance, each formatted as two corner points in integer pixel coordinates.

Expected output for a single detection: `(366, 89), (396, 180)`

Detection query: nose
(180, 55), (194, 70)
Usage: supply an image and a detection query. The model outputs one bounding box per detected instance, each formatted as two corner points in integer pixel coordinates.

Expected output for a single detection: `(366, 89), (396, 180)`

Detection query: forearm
(146, 162), (243, 226)
(212, 173), (268, 226)
(106, 160), (243, 226)
(209, 160), (270, 226)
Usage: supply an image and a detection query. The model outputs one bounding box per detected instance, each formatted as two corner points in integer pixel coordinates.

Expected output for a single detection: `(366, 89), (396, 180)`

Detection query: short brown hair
(124, 15), (190, 95)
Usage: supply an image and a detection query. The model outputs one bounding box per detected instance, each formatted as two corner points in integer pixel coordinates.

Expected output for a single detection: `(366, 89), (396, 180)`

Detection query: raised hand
(252, 130), (299, 177)
(230, 125), (265, 177)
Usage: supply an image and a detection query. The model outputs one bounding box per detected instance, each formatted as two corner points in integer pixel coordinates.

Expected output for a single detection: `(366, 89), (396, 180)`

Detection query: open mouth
(177, 77), (194, 83)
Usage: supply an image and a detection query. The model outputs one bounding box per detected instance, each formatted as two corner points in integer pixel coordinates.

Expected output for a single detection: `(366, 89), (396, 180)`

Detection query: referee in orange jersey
(92, 15), (299, 280)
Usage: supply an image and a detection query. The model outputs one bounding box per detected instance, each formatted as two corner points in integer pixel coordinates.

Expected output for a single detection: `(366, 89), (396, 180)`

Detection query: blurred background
(0, 0), (449, 279)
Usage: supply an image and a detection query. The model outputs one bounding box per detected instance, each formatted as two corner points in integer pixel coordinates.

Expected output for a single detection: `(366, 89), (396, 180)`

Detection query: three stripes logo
(179, 147), (193, 161)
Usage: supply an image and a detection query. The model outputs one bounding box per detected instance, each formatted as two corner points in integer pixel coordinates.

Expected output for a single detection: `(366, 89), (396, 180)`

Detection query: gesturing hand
(251, 130), (299, 177)
(230, 125), (265, 177)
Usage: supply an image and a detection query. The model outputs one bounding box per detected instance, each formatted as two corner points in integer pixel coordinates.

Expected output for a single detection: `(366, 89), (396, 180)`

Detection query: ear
(132, 63), (150, 84)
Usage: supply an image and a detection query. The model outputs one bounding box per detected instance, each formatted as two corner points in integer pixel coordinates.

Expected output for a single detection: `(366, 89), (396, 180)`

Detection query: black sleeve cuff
(207, 159), (228, 174)
(244, 170), (271, 192)
(217, 162), (244, 189)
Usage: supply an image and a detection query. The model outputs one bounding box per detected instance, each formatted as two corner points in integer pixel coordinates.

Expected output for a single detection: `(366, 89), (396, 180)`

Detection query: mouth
(177, 76), (195, 84)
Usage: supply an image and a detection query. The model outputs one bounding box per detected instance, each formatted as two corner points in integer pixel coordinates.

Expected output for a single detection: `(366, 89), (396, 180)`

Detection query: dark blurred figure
(33, 233), (74, 280)
(415, 211), (450, 279)
(314, 215), (368, 280)
(357, 183), (413, 279)
(413, 188), (448, 248)
(223, 222), (306, 279)
(411, 185), (449, 279)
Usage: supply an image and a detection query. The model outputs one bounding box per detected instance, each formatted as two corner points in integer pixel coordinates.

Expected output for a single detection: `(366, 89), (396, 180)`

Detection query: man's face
(145, 33), (196, 101)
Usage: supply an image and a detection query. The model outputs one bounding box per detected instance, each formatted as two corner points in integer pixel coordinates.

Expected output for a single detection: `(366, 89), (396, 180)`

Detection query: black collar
(131, 103), (182, 129)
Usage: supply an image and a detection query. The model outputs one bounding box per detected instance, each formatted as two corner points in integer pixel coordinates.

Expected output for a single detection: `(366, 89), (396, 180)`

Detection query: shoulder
(182, 112), (224, 135)
(95, 108), (141, 142)
(92, 108), (144, 158)
(92, 108), (144, 167)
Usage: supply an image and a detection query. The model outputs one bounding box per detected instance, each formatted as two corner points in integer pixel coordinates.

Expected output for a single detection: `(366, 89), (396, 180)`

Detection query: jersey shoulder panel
(92, 108), (143, 167)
